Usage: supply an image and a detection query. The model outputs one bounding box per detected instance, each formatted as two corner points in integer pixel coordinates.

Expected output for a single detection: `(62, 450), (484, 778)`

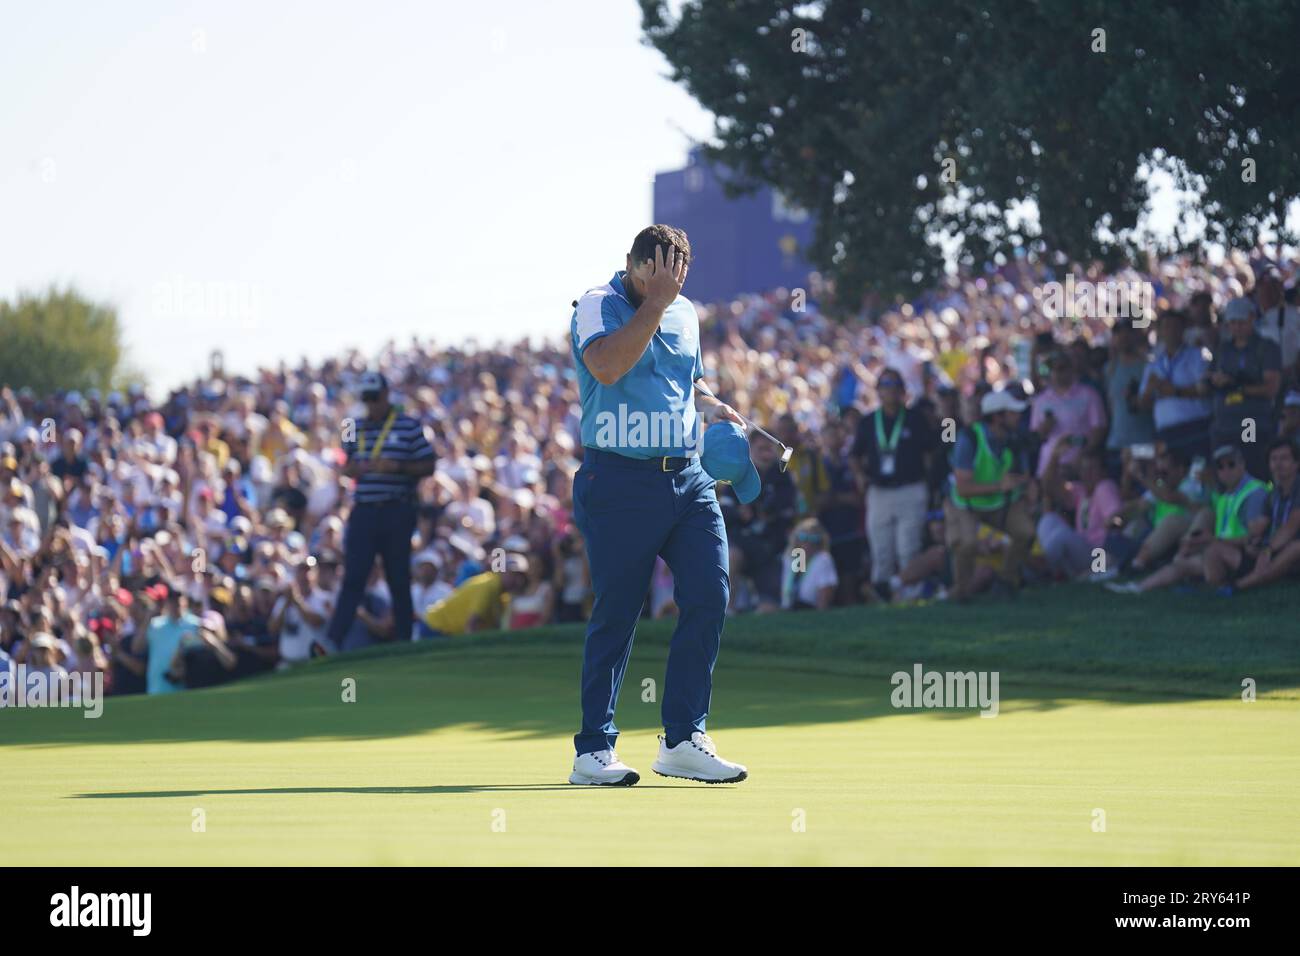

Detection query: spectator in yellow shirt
(422, 554), (530, 636)
(255, 402), (305, 464)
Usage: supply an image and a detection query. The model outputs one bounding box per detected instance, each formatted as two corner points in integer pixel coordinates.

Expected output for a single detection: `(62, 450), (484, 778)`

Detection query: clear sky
(0, 0), (714, 390)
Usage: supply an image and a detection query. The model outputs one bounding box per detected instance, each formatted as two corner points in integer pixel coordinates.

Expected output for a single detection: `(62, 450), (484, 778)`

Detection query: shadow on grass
(72, 784), (681, 798)
(5, 584), (1297, 748)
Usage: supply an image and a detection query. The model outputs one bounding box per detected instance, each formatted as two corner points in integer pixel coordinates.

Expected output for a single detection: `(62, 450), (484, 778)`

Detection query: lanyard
(358, 409), (398, 461)
(874, 408), (905, 454)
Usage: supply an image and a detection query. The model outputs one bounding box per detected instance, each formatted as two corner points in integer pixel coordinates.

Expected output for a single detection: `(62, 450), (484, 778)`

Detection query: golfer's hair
(630, 224), (691, 268)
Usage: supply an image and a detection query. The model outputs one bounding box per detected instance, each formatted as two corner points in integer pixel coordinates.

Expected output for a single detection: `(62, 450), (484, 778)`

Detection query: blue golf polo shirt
(571, 271), (704, 459)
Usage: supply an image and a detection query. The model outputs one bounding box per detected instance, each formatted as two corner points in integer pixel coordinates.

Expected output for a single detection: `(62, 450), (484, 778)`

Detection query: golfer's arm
(583, 300), (667, 386)
(694, 378), (725, 415)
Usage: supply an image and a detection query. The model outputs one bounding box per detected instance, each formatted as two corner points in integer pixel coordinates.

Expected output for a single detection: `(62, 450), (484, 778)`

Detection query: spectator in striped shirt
(322, 371), (435, 651)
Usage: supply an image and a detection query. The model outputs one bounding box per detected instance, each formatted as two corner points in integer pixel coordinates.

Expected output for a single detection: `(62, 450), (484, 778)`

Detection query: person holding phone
(1031, 350), (1108, 478)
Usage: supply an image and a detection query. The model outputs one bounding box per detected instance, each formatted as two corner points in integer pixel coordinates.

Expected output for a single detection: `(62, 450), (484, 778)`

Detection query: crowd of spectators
(2, 245), (1298, 699)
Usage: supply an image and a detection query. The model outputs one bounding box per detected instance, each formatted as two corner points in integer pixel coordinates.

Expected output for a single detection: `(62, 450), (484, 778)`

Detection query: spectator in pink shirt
(1036, 444), (1122, 579)
(1030, 350), (1108, 477)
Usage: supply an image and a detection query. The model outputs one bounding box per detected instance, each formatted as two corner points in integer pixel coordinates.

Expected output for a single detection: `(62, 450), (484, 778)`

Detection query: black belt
(355, 494), (416, 507)
(583, 448), (696, 472)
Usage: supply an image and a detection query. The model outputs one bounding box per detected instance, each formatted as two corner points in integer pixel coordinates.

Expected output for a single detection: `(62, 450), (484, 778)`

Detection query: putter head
(778, 446), (793, 472)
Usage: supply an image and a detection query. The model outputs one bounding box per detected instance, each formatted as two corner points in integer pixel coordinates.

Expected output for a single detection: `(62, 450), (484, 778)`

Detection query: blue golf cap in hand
(701, 421), (762, 504)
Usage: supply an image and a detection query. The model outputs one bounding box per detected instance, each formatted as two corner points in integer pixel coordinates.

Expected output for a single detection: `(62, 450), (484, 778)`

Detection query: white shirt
(412, 580), (452, 621)
(276, 588), (335, 663)
(796, 552), (839, 606)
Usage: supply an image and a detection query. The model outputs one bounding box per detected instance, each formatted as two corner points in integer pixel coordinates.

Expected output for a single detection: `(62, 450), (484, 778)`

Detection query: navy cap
(701, 421), (762, 504)
(358, 371), (388, 397)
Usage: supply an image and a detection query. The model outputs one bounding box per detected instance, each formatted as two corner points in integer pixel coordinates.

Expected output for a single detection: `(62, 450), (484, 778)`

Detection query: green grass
(3, 584), (1298, 865)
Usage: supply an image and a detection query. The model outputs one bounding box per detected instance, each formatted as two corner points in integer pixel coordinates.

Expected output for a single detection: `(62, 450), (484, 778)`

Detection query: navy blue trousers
(571, 451), (730, 755)
(327, 499), (415, 645)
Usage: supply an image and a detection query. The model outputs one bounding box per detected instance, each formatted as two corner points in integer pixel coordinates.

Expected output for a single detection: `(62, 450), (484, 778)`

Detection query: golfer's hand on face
(645, 245), (688, 309)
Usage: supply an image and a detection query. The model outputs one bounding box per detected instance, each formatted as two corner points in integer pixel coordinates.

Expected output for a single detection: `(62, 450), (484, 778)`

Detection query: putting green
(3, 586), (1298, 865)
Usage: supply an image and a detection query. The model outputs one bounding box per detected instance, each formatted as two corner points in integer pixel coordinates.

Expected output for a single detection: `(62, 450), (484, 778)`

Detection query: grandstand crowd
(2, 246), (1299, 697)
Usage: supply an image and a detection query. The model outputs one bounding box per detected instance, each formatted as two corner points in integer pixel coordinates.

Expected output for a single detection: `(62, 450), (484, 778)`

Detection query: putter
(693, 381), (793, 472)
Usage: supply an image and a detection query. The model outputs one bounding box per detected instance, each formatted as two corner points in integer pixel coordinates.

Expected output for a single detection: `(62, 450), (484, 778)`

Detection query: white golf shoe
(651, 732), (748, 784)
(569, 749), (640, 787)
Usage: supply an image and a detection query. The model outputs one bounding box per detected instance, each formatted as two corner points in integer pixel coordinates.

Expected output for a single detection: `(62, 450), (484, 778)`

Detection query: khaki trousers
(944, 498), (1036, 597)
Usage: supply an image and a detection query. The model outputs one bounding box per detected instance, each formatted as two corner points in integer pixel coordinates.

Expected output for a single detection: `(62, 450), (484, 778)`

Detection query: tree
(0, 287), (125, 395)
(639, 0), (1300, 303)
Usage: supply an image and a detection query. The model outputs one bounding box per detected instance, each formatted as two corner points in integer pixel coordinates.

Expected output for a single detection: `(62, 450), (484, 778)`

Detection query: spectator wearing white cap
(944, 389), (1035, 601)
(411, 549), (451, 637)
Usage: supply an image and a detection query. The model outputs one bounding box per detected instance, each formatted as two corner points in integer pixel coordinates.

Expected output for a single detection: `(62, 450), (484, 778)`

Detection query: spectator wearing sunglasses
(851, 367), (935, 600)
(780, 519), (838, 610)
(1111, 445), (1268, 594)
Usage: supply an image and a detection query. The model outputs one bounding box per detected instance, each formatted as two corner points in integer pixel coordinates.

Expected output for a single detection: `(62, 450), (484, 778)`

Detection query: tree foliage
(639, 0), (1300, 302)
(0, 287), (125, 395)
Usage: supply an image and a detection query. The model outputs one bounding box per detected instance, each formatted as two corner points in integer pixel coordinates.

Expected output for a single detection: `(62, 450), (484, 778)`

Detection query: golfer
(567, 225), (749, 786)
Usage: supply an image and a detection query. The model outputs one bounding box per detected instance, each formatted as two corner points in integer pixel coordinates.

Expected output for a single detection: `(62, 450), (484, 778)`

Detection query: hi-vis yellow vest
(951, 423), (1015, 511)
